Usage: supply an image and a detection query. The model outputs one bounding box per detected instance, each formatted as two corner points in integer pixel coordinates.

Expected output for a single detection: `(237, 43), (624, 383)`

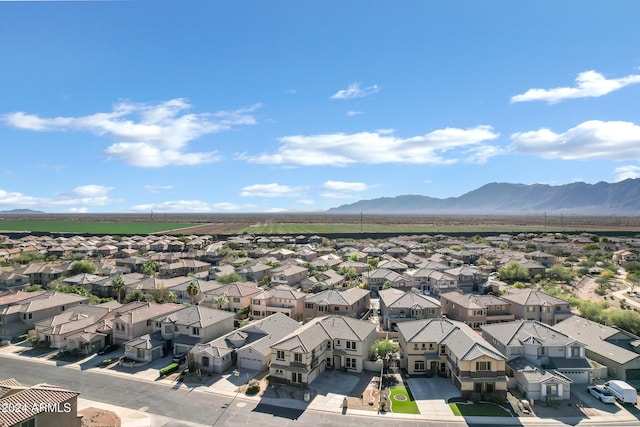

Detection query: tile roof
(0, 383), (79, 426)
(303, 287), (369, 306)
(481, 320), (581, 347)
(155, 305), (234, 328)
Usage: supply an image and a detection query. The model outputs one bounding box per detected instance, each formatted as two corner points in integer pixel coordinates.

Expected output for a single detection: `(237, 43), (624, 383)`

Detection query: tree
(187, 275), (200, 305)
(547, 264), (574, 284)
(142, 261), (160, 277)
(213, 295), (229, 310)
(112, 274), (126, 304)
(125, 289), (147, 303)
(382, 280), (393, 290)
(338, 266), (357, 280)
(69, 261), (97, 276)
(150, 287), (176, 304)
(498, 262), (529, 283)
(348, 253), (360, 262)
(369, 339), (398, 360)
(217, 272), (242, 284)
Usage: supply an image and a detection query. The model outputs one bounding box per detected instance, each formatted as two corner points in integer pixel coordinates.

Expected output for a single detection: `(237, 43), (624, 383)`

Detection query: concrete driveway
(406, 376), (459, 418)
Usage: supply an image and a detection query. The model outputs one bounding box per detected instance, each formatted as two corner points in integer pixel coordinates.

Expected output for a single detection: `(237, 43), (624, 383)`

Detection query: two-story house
(482, 320), (592, 401)
(403, 268), (457, 296)
(268, 265), (309, 287)
(362, 268), (411, 293)
(249, 285), (307, 320)
(500, 289), (572, 325)
(158, 259), (211, 278)
(378, 288), (441, 331)
(0, 292), (89, 341)
(203, 282), (262, 312)
(444, 266), (484, 293)
(190, 312), (301, 374)
(397, 318), (508, 401)
(302, 287), (370, 321)
(269, 315), (376, 387)
(440, 293), (514, 329)
(111, 301), (184, 345)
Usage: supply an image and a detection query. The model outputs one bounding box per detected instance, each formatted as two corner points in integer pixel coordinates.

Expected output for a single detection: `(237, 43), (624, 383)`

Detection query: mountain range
(327, 179), (640, 215)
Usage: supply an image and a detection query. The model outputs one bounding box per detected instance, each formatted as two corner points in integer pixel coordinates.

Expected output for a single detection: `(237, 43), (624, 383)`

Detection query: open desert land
(1, 213), (640, 236)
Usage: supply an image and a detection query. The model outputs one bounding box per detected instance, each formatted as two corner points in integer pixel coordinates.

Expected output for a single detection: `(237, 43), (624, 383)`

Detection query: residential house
(403, 268), (457, 296)
(19, 263), (68, 286)
(269, 315), (376, 386)
(613, 250), (638, 266)
(34, 304), (113, 353)
(236, 262), (273, 283)
(302, 287), (370, 321)
(158, 259), (211, 278)
(268, 265), (309, 287)
(249, 285), (307, 321)
(151, 305), (235, 356)
(397, 318), (508, 401)
(203, 282), (262, 313)
(0, 379), (82, 427)
(444, 266), (484, 293)
(0, 292), (88, 341)
(299, 270), (345, 292)
(555, 315), (640, 382)
(440, 293), (514, 329)
(111, 301), (183, 345)
(362, 268), (411, 293)
(190, 312), (301, 374)
(500, 289), (572, 325)
(482, 320), (592, 400)
(378, 288), (441, 331)
(525, 251), (557, 268)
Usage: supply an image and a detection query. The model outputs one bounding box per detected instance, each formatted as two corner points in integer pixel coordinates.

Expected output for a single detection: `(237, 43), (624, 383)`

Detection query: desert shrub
(246, 380), (260, 395)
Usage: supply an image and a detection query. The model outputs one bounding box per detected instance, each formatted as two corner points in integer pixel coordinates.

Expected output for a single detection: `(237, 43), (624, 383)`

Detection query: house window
(192, 327), (200, 336)
(276, 350), (285, 360)
(252, 299), (260, 305)
(326, 341), (331, 349)
(137, 348), (144, 358)
(414, 343), (419, 350)
(346, 341), (356, 350)
(346, 358), (356, 369)
(275, 369), (283, 375)
(336, 340), (341, 346)
(476, 361), (492, 371)
(546, 384), (558, 397)
(440, 346), (446, 354)
(253, 311), (261, 316)
(474, 382), (483, 393)
(61, 305), (66, 311)
(291, 372), (302, 383)
(334, 306), (339, 311)
(202, 356), (210, 367)
(233, 297), (240, 303)
(305, 303), (313, 309)
(155, 322), (161, 328)
(486, 383), (495, 393)
(294, 353), (302, 362)
(538, 347), (546, 356)
(414, 361), (425, 371)
(527, 306), (536, 312)
(570, 346), (580, 357)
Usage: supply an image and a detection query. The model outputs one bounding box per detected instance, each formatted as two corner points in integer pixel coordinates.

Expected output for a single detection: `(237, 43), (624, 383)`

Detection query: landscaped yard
(449, 402), (513, 417)
(389, 386), (420, 414)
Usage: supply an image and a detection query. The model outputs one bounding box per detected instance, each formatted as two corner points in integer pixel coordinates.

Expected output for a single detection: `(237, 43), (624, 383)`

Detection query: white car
(588, 385), (617, 403)
(517, 399), (532, 414)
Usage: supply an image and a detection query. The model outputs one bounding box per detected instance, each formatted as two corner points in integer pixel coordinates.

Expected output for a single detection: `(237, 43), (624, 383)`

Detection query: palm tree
(213, 295), (229, 310)
(112, 275), (126, 304)
(187, 275), (200, 305)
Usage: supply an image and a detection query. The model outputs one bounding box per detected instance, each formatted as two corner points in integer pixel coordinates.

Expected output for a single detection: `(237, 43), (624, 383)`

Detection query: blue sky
(1, 1), (640, 213)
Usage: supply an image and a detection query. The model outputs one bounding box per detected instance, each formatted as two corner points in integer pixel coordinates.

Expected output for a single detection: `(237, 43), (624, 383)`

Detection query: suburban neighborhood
(1, 230), (640, 426)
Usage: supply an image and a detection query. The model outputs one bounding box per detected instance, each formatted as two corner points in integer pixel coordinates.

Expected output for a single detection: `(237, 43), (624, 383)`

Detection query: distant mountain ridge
(327, 179), (640, 215)
(0, 209), (45, 214)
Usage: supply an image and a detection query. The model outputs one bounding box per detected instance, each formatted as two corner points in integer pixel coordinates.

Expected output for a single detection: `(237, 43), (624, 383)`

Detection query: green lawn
(449, 402), (513, 417)
(389, 386), (420, 414)
(0, 220), (198, 234)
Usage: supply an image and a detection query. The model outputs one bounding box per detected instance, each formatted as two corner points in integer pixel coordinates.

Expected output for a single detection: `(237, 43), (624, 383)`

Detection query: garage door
(238, 356), (263, 371)
(561, 371), (589, 384)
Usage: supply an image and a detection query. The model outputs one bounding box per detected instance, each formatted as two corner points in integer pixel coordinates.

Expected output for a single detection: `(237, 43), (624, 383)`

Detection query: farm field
(1, 212), (639, 235)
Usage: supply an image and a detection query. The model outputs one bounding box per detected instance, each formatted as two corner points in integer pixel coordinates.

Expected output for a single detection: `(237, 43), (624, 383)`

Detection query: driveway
(406, 376), (459, 418)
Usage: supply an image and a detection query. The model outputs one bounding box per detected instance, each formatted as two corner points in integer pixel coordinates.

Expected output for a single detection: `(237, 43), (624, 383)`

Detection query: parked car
(172, 352), (186, 364)
(604, 380), (638, 404)
(517, 399), (532, 414)
(97, 344), (118, 355)
(588, 385), (616, 404)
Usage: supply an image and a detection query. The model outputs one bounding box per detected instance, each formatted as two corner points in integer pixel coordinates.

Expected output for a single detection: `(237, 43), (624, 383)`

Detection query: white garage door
(561, 370), (590, 384)
(238, 356), (263, 371)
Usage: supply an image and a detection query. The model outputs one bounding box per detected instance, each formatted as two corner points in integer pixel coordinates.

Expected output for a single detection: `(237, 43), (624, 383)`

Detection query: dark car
(172, 352), (186, 364)
(97, 344), (118, 355)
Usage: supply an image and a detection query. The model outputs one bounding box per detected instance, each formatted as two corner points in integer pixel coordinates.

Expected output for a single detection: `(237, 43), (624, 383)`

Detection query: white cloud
(0, 185), (119, 212)
(464, 144), (505, 164)
(510, 120), (640, 160)
(244, 126), (499, 166)
(511, 70), (640, 104)
(330, 83), (380, 100)
(128, 200), (241, 213)
(346, 111), (363, 117)
(144, 185), (174, 193)
(2, 99), (260, 168)
(614, 165), (640, 181)
(297, 199), (315, 205)
(239, 183), (308, 198)
(323, 181), (371, 192)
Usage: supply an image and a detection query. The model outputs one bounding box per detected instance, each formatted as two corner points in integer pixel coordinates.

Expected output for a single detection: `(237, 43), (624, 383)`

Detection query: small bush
(246, 380), (260, 395)
(102, 359), (112, 366)
(159, 363), (179, 377)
